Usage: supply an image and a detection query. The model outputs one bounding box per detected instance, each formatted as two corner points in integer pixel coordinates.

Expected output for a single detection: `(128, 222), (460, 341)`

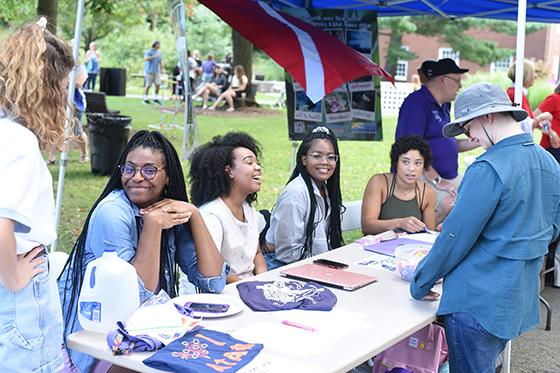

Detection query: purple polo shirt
(395, 86), (459, 180)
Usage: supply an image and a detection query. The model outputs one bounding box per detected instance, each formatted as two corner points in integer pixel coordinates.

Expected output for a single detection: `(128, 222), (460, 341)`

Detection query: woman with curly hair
(185, 132), (266, 285)
(58, 131), (227, 371)
(0, 22), (74, 372)
(265, 127), (344, 269)
(361, 135), (436, 235)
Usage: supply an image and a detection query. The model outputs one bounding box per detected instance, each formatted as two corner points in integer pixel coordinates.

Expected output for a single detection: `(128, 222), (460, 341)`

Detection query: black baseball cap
(421, 58), (469, 78)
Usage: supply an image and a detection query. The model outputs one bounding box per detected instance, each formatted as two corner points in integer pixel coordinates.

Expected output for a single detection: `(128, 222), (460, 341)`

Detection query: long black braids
(288, 127), (344, 260)
(59, 130), (188, 335)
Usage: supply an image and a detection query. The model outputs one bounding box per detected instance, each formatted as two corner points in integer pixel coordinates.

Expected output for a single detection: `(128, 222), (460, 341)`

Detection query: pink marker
(281, 320), (317, 332)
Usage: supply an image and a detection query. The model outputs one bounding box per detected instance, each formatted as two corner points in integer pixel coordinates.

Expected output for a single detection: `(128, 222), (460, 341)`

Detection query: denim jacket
(59, 189), (227, 371)
(411, 134), (560, 339)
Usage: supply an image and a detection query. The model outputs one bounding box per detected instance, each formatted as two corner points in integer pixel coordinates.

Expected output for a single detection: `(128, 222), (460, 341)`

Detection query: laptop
(280, 263), (377, 291)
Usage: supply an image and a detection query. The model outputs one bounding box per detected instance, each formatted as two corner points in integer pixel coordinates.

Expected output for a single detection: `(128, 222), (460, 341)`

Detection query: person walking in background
(396, 58), (478, 225)
(143, 40), (163, 105)
(411, 83), (560, 372)
(47, 63), (90, 165)
(84, 41), (101, 91)
(0, 21), (74, 372)
(505, 61), (552, 135)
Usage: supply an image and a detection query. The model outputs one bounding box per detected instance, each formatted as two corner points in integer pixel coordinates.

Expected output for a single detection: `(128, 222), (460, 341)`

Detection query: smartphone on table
(184, 302), (230, 313)
(313, 259), (349, 270)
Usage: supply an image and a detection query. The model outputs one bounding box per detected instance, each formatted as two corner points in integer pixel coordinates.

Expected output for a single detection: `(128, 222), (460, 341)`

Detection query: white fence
(255, 80), (415, 115)
(380, 81), (415, 115)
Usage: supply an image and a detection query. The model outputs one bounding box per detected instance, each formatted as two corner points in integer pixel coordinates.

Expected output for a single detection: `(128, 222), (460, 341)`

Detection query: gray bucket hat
(443, 82), (528, 138)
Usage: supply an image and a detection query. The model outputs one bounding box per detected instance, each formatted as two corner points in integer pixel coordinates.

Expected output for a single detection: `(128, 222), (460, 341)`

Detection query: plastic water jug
(78, 248), (140, 332)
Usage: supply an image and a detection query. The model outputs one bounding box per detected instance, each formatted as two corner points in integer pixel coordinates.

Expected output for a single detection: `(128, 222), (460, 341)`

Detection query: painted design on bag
(256, 280), (324, 306)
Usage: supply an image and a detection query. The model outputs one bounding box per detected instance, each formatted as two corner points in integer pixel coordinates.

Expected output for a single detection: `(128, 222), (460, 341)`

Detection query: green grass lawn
(48, 96), (483, 252)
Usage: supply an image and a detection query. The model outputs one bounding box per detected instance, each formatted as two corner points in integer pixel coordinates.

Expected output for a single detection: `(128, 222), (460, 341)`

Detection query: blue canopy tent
(272, 0), (560, 22)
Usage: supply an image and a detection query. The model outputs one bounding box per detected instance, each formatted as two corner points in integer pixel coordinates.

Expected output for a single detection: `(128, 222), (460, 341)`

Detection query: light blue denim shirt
(411, 134), (560, 340)
(59, 189), (227, 371)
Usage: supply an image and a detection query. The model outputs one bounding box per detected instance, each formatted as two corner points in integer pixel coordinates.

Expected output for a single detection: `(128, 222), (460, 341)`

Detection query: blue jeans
(0, 252), (64, 372)
(443, 312), (508, 373)
(263, 251), (286, 270)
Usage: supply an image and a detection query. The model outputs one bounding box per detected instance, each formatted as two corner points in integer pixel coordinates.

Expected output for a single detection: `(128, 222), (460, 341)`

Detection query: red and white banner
(198, 0), (393, 103)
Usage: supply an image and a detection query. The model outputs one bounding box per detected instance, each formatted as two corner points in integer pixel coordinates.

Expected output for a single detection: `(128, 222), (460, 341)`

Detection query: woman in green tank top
(361, 136), (436, 234)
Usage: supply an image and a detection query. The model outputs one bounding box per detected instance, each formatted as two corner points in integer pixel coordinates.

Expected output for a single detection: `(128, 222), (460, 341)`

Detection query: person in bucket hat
(411, 83), (560, 373)
(395, 58), (477, 225)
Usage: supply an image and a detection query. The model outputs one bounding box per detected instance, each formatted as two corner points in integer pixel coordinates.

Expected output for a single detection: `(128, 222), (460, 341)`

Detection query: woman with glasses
(58, 130), (227, 372)
(361, 135), (436, 235)
(264, 127), (344, 269)
(184, 132), (267, 286)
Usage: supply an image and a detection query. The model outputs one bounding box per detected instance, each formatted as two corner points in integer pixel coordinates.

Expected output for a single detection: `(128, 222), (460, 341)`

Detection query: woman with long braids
(264, 127), (344, 269)
(183, 132), (267, 286)
(58, 130), (227, 371)
(0, 22), (73, 373)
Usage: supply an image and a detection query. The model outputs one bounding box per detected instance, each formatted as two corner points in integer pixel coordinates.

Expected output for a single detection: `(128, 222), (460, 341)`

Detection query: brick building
(378, 24), (560, 82)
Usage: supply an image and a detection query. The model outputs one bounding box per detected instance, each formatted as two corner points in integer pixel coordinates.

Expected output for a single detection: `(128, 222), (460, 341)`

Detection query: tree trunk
(232, 29), (253, 83)
(37, 0), (58, 35)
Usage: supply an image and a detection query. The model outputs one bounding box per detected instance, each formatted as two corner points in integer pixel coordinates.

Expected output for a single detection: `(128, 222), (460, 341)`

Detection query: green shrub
(528, 79), (554, 110)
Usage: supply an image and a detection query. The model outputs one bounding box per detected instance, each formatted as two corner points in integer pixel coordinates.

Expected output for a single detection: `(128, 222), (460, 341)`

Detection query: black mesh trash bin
(87, 113), (132, 175)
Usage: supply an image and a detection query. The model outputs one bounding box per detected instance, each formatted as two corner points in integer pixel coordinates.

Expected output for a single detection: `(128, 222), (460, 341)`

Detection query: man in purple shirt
(396, 58), (478, 223)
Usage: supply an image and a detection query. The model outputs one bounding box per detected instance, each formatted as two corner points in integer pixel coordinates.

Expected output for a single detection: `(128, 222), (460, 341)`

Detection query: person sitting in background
(532, 80), (560, 163)
(265, 127), (344, 270)
(209, 64), (248, 113)
(193, 65), (227, 109)
(361, 135), (436, 235)
(184, 132), (267, 286)
(58, 131), (227, 372)
(505, 60), (552, 134)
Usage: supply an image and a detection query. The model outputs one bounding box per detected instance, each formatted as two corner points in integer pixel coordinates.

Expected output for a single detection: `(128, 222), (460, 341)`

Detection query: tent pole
(51, 0), (86, 253)
(512, 0), (527, 109)
(169, 0), (199, 161)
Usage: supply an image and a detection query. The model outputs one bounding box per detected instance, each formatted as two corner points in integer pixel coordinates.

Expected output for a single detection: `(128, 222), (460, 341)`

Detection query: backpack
(373, 323), (448, 373)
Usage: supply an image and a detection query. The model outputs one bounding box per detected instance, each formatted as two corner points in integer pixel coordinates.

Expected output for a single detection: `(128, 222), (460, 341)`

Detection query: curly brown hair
(0, 22), (74, 149)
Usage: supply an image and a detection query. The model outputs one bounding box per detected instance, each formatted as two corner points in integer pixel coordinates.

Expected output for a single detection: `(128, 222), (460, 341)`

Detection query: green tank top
(379, 174), (424, 221)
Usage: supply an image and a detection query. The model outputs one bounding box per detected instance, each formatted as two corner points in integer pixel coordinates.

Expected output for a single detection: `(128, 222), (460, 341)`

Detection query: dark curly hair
(190, 132), (261, 206)
(390, 135), (432, 171)
(289, 128), (344, 259)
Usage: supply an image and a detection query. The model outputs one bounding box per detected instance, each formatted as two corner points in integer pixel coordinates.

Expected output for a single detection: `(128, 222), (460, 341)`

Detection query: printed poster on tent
(283, 8), (382, 141)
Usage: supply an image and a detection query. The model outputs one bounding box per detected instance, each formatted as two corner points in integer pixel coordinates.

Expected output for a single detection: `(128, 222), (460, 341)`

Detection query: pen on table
(281, 320), (317, 332)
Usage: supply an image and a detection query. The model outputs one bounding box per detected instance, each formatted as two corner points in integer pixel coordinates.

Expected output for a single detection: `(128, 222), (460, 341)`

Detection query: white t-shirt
(200, 198), (260, 279)
(0, 115), (57, 254)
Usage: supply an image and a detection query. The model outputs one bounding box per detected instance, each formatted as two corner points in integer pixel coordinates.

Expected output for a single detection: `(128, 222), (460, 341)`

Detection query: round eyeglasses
(307, 152), (339, 163)
(119, 163), (165, 180)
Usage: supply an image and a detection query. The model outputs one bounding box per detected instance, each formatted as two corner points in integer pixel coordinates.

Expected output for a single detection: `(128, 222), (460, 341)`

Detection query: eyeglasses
(460, 118), (476, 137)
(120, 163), (165, 180)
(307, 152), (339, 163)
(443, 75), (461, 85)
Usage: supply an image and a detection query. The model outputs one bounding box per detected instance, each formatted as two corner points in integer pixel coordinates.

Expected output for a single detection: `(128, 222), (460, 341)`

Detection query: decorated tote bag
(372, 323), (448, 373)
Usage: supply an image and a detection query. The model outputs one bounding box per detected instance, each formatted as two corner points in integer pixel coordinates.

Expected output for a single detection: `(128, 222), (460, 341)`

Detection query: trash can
(87, 113), (132, 175)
